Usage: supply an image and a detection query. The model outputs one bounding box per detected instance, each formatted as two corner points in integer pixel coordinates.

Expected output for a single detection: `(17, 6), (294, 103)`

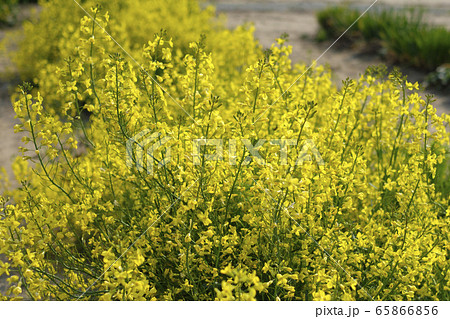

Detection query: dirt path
(212, 0), (450, 13)
(0, 5), (38, 189)
(0, 37), (23, 190)
(0, 84), (22, 187)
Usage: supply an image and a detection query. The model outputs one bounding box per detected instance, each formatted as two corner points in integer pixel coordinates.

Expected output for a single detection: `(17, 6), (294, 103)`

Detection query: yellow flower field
(0, 0), (449, 301)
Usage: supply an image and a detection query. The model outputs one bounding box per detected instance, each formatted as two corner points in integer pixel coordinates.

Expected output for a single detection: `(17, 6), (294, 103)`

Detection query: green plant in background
(316, 6), (450, 72)
(0, 0), (18, 25)
(426, 64), (450, 90)
(381, 23), (450, 71)
(316, 6), (360, 42)
(0, 0), (35, 25)
(359, 9), (425, 48)
(433, 146), (450, 200)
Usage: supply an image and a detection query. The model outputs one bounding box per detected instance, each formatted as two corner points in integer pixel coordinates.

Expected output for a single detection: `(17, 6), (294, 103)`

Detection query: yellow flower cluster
(6, 0), (258, 113)
(1, 1), (449, 301)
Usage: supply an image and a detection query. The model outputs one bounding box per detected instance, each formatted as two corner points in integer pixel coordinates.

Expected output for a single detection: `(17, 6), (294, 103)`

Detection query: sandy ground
(0, 81), (22, 188)
(0, 6), (31, 188)
(0, 0), (450, 297)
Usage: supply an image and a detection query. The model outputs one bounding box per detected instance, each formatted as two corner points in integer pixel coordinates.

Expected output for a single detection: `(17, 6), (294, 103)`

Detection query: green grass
(316, 6), (450, 72)
(434, 147), (450, 201)
(316, 6), (361, 42)
(0, 0), (38, 25)
(0, 0), (17, 25)
(425, 64), (450, 89)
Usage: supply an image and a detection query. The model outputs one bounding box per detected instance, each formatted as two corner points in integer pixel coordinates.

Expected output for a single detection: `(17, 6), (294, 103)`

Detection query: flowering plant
(1, 1), (449, 301)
